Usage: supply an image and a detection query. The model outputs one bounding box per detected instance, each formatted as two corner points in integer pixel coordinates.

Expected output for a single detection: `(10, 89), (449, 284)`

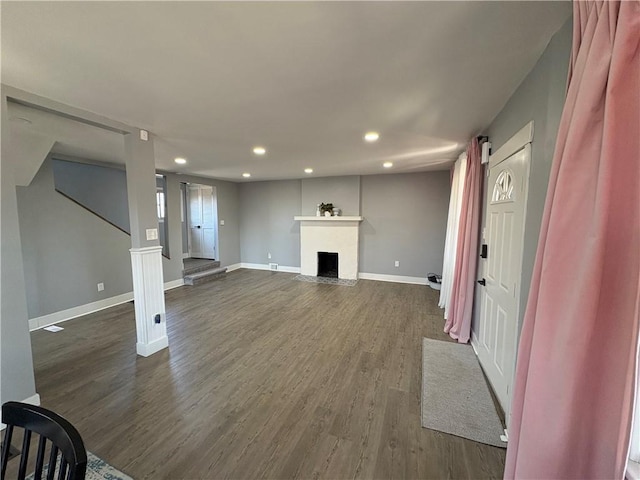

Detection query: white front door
(476, 143), (530, 425)
(188, 184), (217, 259)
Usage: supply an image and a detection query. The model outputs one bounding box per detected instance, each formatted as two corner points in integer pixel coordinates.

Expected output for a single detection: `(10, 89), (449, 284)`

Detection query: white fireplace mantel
(294, 216), (363, 222)
(294, 216), (363, 280)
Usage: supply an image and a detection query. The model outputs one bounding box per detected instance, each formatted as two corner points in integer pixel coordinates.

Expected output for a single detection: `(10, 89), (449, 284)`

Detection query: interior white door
(188, 184), (217, 259)
(476, 144), (530, 425)
(200, 186), (217, 259)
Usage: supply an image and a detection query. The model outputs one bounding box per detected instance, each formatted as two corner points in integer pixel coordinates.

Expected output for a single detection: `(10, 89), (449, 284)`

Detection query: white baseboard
(182, 253), (189, 259)
(470, 331), (480, 356)
(29, 279), (184, 331)
(225, 263), (242, 272)
(29, 291), (134, 331)
(239, 263), (301, 273)
(358, 272), (428, 285)
(164, 278), (185, 290)
(1, 393), (41, 430)
(22, 393), (41, 406)
(136, 335), (169, 357)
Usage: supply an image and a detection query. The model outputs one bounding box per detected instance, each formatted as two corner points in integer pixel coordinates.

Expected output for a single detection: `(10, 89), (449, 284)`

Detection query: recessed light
(253, 146), (266, 155)
(174, 157), (187, 164)
(242, 172), (251, 178)
(304, 168), (313, 174)
(364, 132), (380, 142)
(383, 162), (393, 168)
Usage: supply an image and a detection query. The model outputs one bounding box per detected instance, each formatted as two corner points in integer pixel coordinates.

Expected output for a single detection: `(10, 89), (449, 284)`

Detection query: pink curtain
(505, 2), (640, 478)
(444, 138), (482, 343)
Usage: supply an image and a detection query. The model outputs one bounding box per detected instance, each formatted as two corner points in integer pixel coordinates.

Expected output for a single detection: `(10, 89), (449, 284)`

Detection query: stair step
(182, 260), (221, 276)
(184, 267), (227, 286)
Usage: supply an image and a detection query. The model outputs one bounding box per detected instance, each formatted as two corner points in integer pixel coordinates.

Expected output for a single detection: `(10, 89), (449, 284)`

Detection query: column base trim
(136, 335), (169, 357)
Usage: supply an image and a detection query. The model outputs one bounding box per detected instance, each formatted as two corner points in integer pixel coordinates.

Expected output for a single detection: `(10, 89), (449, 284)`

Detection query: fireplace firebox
(317, 252), (338, 278)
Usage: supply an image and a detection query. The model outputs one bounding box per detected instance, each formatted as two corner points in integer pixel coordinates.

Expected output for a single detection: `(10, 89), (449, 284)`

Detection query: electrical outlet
(394, 261), (400, 267)
(220, 220), (225, 226)
(268, 252), (272, 259)
(97, 282), (105, 292)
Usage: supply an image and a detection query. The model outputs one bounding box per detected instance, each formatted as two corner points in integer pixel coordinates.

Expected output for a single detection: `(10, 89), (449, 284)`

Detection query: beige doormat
(421, 338), (507, 448)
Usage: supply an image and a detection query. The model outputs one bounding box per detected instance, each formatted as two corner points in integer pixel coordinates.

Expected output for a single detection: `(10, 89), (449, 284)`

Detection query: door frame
(472, 121), (533, 427)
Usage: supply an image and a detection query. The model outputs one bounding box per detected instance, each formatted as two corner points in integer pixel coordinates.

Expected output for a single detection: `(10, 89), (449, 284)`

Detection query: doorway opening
(181, 183), (218, 261)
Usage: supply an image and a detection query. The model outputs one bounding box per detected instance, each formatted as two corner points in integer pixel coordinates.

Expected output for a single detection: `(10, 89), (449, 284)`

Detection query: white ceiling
(1, 1), (571, 182)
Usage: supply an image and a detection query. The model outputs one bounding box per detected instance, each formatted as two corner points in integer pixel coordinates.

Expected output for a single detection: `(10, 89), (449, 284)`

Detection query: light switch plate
(146, 228), (158, 240)
(140, 129), (148, 141)
(220, 220), (225, 226)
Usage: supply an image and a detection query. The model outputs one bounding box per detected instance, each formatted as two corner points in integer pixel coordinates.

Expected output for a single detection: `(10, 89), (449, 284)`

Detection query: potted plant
(319, 203), (334, 216)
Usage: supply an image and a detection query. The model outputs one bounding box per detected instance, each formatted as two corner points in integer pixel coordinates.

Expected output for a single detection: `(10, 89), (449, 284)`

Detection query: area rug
(26, 451), (133, 480)
(421, 338), (507, 448)
(294, 275), (357, 286)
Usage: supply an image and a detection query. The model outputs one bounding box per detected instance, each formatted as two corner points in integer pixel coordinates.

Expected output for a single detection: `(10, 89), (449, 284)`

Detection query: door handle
(477, 278), (486, 286)
(196, 225), (201, 229)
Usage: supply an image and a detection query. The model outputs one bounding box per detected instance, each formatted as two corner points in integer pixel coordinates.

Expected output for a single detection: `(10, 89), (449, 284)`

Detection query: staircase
(183, 258), (227, 286)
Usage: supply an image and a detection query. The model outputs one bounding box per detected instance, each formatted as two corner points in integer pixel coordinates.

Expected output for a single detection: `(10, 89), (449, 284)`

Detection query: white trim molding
(293, 216), (364, 222)
(358, 272), (428, 285)
(164, 278), (185, 290)
(22, 393), (41, 406)
(136, 335), (169, 358)
(239, 263), (301, 273)
(29, 292), (134, 331)
(225, 263), (242, 272)
(130, 246), (168, 357)
(489, 121), (534, 168)
(29, 279), (185, 331)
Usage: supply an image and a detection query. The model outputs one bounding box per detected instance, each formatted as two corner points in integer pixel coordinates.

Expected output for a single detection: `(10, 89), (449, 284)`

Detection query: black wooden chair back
(0, 402), (87, 480)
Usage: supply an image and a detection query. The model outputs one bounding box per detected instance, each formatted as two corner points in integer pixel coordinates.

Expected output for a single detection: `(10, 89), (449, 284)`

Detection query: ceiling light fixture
(242, 172), (251, 178)
(364, 132), (380, 142)
(253, 146), (266, 155)
(304, 168), (313, 174)
(174, 157), (187, 164)
(383, 162), (393, 168)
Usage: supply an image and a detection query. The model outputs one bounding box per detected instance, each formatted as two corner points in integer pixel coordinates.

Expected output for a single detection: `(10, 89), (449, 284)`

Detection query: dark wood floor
(28, 269), (505, 479)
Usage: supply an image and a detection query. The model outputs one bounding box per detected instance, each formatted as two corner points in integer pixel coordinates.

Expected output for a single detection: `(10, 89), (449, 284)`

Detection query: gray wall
(17, 159), (134, 318)
(360, 172), (450, 277)
(239, 180), (301, 267)
(52, 158), (130, 233)
(474, 18), (572, 335)
(301, 176), (360, 216)
(238, 172), (451, 278)
(16, 161), (241, 320)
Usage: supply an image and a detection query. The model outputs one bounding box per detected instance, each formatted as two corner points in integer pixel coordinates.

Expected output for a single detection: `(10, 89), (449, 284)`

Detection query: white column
(130, 246), (168, 357)
(124, 131), (168, 357)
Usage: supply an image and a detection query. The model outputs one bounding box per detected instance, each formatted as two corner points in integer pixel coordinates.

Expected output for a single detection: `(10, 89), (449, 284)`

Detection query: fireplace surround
(294, 216), (363, 280)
